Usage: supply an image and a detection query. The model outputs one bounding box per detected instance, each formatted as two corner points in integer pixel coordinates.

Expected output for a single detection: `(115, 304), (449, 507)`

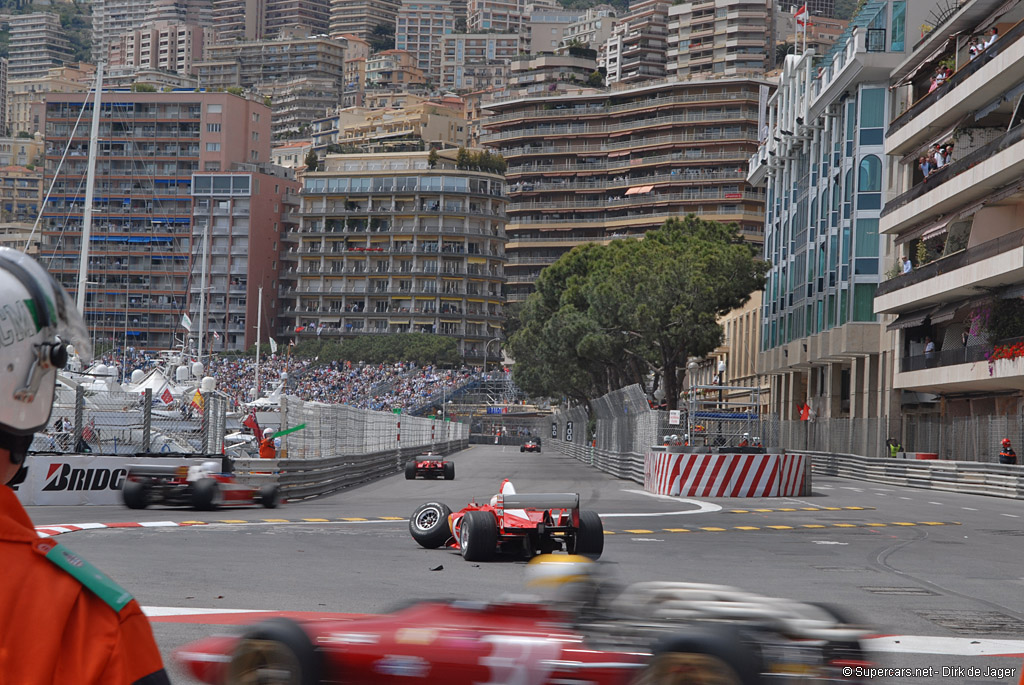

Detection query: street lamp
(483, 336), (502, 373)
(717, 359), (726, 445)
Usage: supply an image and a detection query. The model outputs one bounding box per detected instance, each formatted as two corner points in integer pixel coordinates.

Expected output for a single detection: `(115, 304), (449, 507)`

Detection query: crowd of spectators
(94, 348), (481, 413)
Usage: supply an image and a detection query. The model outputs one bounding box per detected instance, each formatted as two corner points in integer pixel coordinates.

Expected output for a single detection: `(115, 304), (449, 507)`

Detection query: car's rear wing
(499, 493), (580, 510)
(128, 464), (190, 479)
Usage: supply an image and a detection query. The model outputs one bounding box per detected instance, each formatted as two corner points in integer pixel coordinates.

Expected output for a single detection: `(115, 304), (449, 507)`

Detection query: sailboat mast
(197, 204), (209, 363)
(76, 62), (104, 315)
(255, 285), (262, 397)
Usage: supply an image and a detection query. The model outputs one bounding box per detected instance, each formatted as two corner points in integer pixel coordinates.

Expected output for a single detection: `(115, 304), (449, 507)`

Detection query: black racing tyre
(121, 480), (149, 509)
(227, 617), (322, 685)
(409, 501), (452, 548)
(405, 460), (417, 480)
(259, 483), (281, 509)
(637, 626), (762, 685)
(459, 510), (497, 562)
(191, 477), (222, 511)
(520, 446), (525, 452)
(443, 462), (455, 480)
(569, 510), (604, 560)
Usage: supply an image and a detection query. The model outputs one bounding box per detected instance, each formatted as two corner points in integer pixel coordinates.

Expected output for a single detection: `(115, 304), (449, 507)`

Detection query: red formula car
(121, 460), (280, 511)
(521, 438), (541, 453)
(409, 479), (603, 561)
(176, 571), (871, 685)
(404, 452), (455, 480)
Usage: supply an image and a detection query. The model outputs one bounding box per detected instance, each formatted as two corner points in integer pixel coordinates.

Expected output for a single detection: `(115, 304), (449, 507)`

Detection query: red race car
(176, 560), (871, 685)
(521, 438), (541, 453)
(409, 479), (603, 561)
(121, 460), (281, 511)
(405, 452), (455, 480)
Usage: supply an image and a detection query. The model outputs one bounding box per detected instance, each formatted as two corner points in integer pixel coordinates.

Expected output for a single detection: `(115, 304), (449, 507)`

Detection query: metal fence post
(143, 388), (152, 453)
(201, 395), (210, 454)
(280, 395), (289, 458)
(74, 385), (85, 451)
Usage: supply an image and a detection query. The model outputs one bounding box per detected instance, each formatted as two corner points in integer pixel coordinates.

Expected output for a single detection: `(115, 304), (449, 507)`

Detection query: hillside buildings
(603, 0), (668, 85)
(440, 33), (521, 90)
(42, 92), (271, 350)
(195, 34), (347, 92)
(8, 13), (74, 80)
(212, 0), (331, 41)
(396, 0), (456, 81)
(666, 0), (772, 79)
(283, 150), (507, 359)
(329, 0), (401, 40)
(311, 99), (468, 152)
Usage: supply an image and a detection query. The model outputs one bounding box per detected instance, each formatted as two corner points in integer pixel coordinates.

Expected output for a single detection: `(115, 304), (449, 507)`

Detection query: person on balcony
(985, 27), (999, 50)
(902, 255), (913, 274)
(919, 156), (933, 179)
(924, 336), (937, 368)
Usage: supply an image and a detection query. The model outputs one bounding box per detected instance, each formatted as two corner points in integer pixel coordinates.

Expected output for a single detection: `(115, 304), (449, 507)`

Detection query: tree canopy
(508, 215), (769, 409)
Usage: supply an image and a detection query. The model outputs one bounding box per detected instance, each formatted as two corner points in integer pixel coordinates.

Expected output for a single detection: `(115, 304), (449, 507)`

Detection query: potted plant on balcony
(984, 299), (1024, 375)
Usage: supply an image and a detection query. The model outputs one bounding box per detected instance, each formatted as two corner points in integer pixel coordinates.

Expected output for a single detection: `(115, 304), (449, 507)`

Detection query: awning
(625, 185), (654, 196)
(467, 257), (486, 264)
(388, 319), (410, 324)
(886, 305), (938, 331)
(414, 319), (434, 324)
(896, 215), (951, 245)
(392, 235), (413, 240)
(929, 300), (965, 325)
(440, 319), (460, 323)
(467, 298), (485, 303)
(978, 0), (1021, 32)
(415, 296), (435, 300)
(893, 36), (958, 88)
(440, 297), (462, 301)
(488, 322), (502, 328)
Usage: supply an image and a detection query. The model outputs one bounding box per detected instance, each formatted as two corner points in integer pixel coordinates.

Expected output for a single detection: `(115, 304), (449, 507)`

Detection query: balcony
(895, 337), (1024, 394)
(887, 15), (1024, 154)
(875, 228), (1024, 315)
(881, 124), (1024, 235)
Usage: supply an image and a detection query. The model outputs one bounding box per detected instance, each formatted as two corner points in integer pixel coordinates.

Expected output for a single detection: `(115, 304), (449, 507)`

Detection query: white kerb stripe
(863, 635), (1024, 656)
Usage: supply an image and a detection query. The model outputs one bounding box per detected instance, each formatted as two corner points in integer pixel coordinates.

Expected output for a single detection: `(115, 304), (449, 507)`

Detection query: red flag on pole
(243, 411), (261, 438)
(799, 403), (811, 421)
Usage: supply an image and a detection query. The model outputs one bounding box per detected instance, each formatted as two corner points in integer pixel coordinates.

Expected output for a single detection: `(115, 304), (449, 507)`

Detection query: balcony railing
(900, 344), (990, 373)
(875, 228), (1024, 297)
(881, 123), (1024, 219)
(889, 18), (1024, 137)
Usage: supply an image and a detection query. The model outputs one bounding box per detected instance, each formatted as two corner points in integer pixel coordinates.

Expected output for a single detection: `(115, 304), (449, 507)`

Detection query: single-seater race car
(121, 460), (281, 511)
(409, 479), (603, 561)
(176, 555), (872, 685)
(521, 438), (541, 453)
(405, 452), (455, 480)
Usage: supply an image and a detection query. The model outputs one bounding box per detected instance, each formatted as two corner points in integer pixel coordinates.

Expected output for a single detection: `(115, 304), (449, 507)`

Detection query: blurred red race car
(176, 558), (872, 685)
(121, 460), (281, 511)
(521, 438), (541, 453)
(405, 452), (455, 480)
(409, 479), (603, 561)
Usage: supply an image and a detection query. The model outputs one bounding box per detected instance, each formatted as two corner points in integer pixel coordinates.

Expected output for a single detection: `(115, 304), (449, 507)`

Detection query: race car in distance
(405, 452), (455, 480)
(409, 479), (602, 561)
(176, 562), (871, 685)
(121, 460), (281, 511)
(520, 438), (541, 453)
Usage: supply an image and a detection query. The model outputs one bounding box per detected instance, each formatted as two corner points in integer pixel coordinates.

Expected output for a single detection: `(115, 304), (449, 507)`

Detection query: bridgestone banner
(15, 455), (202, 506)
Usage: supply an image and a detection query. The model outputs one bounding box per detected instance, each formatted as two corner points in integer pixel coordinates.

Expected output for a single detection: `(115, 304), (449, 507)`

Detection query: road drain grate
(914, 610), (1024, 635)
(814, 566), (876, 572)
(860, 586), (936, 595)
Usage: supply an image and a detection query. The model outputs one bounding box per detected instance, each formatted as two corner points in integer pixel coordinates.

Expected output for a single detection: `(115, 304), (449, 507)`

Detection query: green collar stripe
(44, 544), (134, 612)
(22, 299), (43, 333)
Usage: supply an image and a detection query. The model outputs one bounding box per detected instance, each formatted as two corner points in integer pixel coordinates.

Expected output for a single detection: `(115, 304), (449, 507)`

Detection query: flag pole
(255, 284), (262, 398)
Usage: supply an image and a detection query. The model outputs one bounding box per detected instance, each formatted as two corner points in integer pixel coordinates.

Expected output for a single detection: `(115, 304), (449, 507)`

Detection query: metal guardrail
(233, 440), (469, 500)
(809, 451), (1024, 500)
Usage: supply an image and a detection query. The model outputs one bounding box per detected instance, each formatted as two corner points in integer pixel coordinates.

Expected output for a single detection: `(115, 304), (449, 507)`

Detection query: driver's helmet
(0, 248), (91, 457)
(525, 554), (601, 610)
(201, 460), (220, 473)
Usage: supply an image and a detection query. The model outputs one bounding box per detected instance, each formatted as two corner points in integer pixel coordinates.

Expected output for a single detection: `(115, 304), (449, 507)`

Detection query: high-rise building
(93, 0), (151, 61)
(213, 0), (330, 41)
(366, 49), (428, 88)
(396, 0), (455, 82)
(42, 92), (271, 350)
(561, 5), (617, 51)
(874, 0), (1024, 429)
(747, 0), (935, 441)
(603, 0), (669, 85)
(329, 0), (401, 40)
(440, 33), (520, 90)
(482, 76), (771, 301)
(467, 0), (526, 33)
(195, 34), (346, 91)
(190, 166), (299, 352)
(8, 13), (74, 80)
(524, 5), (583, 54)
(0, 164), (43, 222)
(283, 150), (507, 360)
(666, 0), (771, 79)
(213, 0), (267, 41)
(7, 63), (94, 137)
(108, 21), (214, 75)
(0, 58), (8, 135)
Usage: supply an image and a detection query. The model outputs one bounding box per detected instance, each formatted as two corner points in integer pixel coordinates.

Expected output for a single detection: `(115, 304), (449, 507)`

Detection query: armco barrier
(810, 452), (1024, 500)
(232, 439), (468, 501)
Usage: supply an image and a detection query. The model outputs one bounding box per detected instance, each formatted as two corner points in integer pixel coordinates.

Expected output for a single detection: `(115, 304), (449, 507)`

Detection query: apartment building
(561, 5), (617, 51)
(272, 140), (314, 167)
(329, 0), (400, 40)
(775, 9), (848, 55)
(107, 21), (213, 75)
(666, 0), (771, 79)
(283, 150), (507, 359)
(7, 63), (94, 137)
(778, 0), (835, 18)
(366, 50), (428, 89)
(190, 167), (299, 352)
(214, 0), (331, 40)
(747, 0), (936, 449)
(603, 0), (669, 85)
(42, 92), (270, 350)
(0, 223), (40, 254)
(440, 33), (520, 91)
(525, 6), (584, 54)
(104, 68), (199, 90)
(396, 0), (455, 82)
(875, 0), (1024, 420)
(482, 76), (770, 302)
(196, 34), (347, 91)
(0, 165), (43, 222)
(259, 76), (340, 138)
(0, 58), (7, 135)
(504, 53), (598, 98)
(0, 136), (43, 169)
(467, 0), (526, 33)
(312, 100), (467, 152)
(92, 0), (149, 60)
(344, 57), (368, 107)
(8, 13), (73, 80)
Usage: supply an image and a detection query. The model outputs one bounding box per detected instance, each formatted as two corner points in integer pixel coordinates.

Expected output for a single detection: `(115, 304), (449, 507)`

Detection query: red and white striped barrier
(644, 453), (809, 498)
(34, 520), (206, 538)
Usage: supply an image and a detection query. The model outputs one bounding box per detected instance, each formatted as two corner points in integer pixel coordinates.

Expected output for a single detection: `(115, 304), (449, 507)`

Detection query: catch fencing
(31, 386), (228, 456)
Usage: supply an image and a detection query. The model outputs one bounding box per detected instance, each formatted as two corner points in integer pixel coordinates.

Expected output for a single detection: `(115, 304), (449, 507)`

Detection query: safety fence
(31, 386), (228, 456)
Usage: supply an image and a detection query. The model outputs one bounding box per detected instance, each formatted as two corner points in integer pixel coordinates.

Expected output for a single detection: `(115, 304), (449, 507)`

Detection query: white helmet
(263, 427), (275, 438)
(525, 554), (602, 612)
(0, 248), (91, 442)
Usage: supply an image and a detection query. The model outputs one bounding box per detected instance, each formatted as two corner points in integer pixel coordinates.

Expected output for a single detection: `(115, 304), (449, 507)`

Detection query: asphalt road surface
(26, 444), (1024, 684)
